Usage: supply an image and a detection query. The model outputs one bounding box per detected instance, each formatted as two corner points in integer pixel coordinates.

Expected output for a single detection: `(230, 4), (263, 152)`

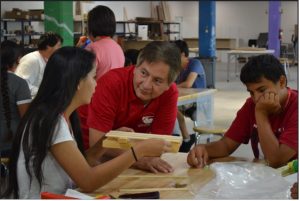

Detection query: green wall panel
(44, 1), (73, 46)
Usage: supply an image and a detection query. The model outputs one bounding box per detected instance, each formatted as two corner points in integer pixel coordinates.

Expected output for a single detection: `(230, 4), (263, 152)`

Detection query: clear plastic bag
(194, 162), (292, 199)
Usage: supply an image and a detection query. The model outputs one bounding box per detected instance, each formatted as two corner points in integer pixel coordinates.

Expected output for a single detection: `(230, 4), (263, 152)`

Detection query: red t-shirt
(82, 66), (178, 149)
(225, 88), (298, 158)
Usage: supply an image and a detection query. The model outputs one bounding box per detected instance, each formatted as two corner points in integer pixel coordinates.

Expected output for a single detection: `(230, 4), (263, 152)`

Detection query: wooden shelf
(183, 38), (237, 50)
(216, 38), (236, 50)
(1, 19), (44, 46)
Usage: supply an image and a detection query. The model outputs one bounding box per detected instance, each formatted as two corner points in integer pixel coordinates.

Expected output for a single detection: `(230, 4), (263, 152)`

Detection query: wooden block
(119, 187), (189, 192)
(103, 131), (182, 153)
(193, 127), (226, 135)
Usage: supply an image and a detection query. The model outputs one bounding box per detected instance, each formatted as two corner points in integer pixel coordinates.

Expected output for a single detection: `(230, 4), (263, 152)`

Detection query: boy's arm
(206, 136), (240, 157)
(255, 91), (296, 168)
(177, 72), (198, 88)
(255, 112), (296, 168)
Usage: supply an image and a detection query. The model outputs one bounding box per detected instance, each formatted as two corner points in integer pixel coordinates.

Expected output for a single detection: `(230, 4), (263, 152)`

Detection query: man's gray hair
(136, 41), (181, 84)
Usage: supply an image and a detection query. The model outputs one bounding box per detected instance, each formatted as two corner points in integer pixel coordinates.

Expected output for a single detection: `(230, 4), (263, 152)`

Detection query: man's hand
(132, 157), (174, 173)
(187, 145), (209, 168)
(255, 91), (281, 116)
(116, 127), (134, 132)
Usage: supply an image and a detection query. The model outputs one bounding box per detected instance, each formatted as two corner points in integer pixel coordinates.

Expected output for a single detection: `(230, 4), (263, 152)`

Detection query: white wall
(1, 1), (43, 14)
(216, 1), (298, 46)
(1, 1), (297, 44)
(281, 1), (298, 43)
(216, 1), (268, 47)
(79, 1), (151, 21)
(167, 1), (199, 39)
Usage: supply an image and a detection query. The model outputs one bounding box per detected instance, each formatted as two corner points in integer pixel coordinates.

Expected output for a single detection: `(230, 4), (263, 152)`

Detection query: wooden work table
(87, 153), (253, 199)
(178, 88), (217, 102)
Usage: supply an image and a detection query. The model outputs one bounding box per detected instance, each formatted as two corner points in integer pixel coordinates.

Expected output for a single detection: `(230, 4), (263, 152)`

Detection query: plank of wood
(160, 1), (166, 21)
(103, 131), (182, 152)
(106, 131), (182, 142)
(119, 187), (189, 192)
(88, 153), (219, 199)
(162, 1), (170, 22)
(118, 175), (188, 179)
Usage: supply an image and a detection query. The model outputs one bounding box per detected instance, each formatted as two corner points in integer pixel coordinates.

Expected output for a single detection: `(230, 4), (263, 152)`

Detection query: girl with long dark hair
(2, 47), (171, 198)
(0, 40), (31, 157)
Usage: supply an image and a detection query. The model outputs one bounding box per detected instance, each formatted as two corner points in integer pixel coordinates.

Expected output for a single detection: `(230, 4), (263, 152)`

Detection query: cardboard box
(29, 9), (44, 20)
(4, 8), (29, 20)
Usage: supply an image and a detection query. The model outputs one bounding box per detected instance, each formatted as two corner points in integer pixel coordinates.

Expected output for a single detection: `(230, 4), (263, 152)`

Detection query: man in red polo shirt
(187, 54), (298, 169)
(83, 41), (181, 173)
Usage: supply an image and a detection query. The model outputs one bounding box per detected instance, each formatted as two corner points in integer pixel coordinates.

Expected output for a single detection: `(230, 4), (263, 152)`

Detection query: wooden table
(226, 49), (275, 82)
(89, 153), (250, 199)
(177, 88), (217, 127)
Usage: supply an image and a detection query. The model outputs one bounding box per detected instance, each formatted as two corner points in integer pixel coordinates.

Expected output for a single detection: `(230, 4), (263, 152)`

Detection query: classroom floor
(185, 61), (298, 158)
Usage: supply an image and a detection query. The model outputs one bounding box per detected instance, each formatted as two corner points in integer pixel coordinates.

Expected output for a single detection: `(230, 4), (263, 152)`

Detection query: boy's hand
(255, 91), (281, 116)
(187, 145), (208, 168)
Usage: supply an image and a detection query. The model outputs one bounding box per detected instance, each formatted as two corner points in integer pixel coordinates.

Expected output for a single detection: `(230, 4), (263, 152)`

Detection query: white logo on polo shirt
(142, 116), (154, 125)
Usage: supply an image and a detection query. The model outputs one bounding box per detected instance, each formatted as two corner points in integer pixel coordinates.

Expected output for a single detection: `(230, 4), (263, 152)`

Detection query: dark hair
(87, 5), (116, 38)
(0, 40), (23, 142)
(124, 49), (140, 66)
(136, 41), (181, 84)
(173, 40), (189, 57)
(37, 31), (63, 50)
(2, 47), (96, 198)
(240, 54), (286, 85)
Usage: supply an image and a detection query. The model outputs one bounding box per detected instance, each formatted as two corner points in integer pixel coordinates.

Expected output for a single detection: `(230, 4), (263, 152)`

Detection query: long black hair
(2, 47), (96, 198)
(0, 40), (23, 143)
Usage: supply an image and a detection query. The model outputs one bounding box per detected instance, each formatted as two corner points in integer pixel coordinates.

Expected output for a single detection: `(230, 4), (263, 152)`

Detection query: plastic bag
(194, 162), (292, 199)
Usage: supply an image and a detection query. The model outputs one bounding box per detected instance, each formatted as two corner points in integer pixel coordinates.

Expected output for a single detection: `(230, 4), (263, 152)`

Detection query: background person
(172, 40), (206, 152)
(77, 5), (125, 79)
(0, 40), (31, 158)
(15, 32), (63, 98)
(76, 5), (125, 149)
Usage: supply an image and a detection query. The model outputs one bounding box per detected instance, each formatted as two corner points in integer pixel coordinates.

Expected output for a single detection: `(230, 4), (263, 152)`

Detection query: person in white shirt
(2, 47), (171, 199)
(15, 32), (63, 98)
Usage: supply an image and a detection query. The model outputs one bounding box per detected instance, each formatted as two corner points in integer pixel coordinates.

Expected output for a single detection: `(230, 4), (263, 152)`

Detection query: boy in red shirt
(188, 54), (298, 168)
(83, 41), (182, 173)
